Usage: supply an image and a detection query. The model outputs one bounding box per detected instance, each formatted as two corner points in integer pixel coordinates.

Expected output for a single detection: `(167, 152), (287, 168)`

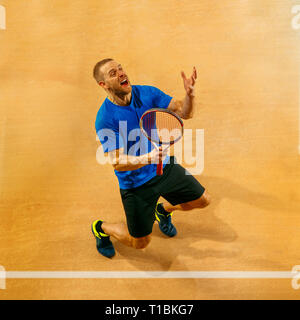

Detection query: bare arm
(107, 147), (167, 171)
(167, 66), (197, 120)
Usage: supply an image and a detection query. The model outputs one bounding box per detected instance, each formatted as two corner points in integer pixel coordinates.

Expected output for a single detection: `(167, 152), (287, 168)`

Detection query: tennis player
(92, 59), (211, 258)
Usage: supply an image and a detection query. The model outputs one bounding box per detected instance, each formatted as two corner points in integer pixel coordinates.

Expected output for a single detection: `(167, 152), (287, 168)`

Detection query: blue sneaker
(155, 203), (177, 237)
(91, 220), (115, 258)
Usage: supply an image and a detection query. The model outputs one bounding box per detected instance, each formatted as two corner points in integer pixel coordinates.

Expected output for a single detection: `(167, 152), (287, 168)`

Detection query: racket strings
(142, 111), (183, 144)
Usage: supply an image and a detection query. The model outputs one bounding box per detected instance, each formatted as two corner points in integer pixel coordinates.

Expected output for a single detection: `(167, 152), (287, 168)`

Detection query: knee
(200, 191), (211, 208)
(131, 235), (151, 249)
(187, 191), (211, 209)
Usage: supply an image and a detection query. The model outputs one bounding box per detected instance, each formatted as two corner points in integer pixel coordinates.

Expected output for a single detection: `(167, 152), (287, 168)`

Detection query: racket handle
(157, 161), (163, 176)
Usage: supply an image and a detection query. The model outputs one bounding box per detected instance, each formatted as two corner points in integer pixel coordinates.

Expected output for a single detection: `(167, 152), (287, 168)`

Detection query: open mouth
(120, 79), (129, 87)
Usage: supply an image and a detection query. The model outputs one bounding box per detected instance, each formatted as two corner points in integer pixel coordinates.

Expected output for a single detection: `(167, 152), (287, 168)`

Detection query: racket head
(139, 108), (184, 145)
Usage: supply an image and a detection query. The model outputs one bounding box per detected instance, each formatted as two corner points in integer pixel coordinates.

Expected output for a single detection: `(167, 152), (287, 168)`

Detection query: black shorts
(119, 157), (205, 238)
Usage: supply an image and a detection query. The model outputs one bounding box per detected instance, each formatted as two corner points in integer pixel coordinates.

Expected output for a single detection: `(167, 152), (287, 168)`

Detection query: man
(92, 58), (211, 258)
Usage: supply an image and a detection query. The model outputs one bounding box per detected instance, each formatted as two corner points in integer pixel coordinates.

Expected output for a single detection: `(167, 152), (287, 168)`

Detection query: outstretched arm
(168, 66), (197, 119)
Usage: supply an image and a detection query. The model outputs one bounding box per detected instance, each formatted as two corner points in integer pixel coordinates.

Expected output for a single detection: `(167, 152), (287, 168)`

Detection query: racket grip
(157, 161), (163, 176)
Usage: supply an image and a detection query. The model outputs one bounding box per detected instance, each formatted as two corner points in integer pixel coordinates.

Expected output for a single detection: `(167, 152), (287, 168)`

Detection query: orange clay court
(0, 0), (300, 299)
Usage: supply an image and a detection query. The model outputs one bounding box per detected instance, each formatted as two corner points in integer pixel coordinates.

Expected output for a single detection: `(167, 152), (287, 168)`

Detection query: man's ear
(98, 81), (106, 88)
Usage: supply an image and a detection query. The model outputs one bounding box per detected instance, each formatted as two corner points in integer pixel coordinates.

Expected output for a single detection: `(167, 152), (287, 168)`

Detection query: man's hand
(148, 146), (169, 164)
(181, 66), (197, 97)
(167, 66), (197, 119)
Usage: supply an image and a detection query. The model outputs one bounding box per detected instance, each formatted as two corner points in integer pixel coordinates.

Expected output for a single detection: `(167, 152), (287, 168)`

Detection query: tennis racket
(140, 108), (184, 175)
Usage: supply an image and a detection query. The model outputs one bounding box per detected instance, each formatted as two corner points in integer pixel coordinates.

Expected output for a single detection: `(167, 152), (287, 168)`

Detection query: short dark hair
(93, 58), (113, 82)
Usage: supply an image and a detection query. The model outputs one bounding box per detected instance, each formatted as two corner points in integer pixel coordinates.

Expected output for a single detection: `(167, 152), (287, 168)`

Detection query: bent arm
(167, 95), (195, 120)
(107, 148), (150, 171)
(107, 147), (166, 171)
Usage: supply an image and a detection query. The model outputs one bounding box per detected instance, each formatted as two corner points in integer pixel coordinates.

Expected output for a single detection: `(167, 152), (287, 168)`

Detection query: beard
(111, 82), (132, 96)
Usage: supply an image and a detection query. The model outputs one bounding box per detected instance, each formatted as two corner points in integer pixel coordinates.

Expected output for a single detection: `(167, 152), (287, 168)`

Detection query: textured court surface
(1, 0), (300, 299)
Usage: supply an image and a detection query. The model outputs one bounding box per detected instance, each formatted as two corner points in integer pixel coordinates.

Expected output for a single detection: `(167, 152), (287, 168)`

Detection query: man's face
(99, 60), (132, 95)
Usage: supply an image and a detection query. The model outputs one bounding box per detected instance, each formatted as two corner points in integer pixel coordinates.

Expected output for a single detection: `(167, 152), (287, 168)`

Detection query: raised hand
(181, 66), (197, 97)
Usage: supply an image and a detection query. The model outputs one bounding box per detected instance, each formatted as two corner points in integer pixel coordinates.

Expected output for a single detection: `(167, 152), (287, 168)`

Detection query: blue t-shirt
(95, 85), (173, 189)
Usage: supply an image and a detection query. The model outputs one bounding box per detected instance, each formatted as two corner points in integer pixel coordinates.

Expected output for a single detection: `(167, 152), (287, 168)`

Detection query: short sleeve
(149, 86), (173, 109)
